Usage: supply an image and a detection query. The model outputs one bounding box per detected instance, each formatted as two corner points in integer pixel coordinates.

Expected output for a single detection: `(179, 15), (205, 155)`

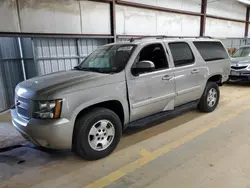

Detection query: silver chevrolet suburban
(11, 37), (231, 160)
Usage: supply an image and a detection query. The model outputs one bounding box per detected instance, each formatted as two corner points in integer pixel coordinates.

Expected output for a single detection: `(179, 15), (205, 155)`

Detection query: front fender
(63, 82), (129, 126)
(71, 96), (129, 125)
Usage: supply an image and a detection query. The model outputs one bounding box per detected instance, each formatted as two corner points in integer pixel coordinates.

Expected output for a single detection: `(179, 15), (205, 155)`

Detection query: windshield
(233, 47), (250, 58)
(76, 44), (136, 73)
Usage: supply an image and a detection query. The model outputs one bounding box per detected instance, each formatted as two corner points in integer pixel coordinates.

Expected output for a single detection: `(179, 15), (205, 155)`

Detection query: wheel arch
(207, 74), (222, 86)
(71, 100), (125, 152)
(74, 100), (125, 126)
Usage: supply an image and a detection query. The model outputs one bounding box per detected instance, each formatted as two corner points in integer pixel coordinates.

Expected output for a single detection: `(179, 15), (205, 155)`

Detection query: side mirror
(132, 60), (155, 75)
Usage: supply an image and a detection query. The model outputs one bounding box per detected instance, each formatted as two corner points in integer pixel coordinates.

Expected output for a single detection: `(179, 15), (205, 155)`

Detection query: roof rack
(157, 36), (213, 39)
(129, 35), (213, 42)
(129, 35), (166, 42)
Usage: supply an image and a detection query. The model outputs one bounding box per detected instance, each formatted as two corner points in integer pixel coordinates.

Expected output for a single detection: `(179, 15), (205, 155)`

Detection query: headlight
(33, 100), (62, 119)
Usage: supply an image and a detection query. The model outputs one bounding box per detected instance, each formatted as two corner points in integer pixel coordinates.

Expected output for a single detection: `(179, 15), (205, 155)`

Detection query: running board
(127, 100), (199, 129)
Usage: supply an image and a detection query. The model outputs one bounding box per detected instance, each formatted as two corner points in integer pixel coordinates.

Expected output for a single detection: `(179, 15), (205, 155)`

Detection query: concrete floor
(1, 82), (250, 188)
(0, 111), (25, 148)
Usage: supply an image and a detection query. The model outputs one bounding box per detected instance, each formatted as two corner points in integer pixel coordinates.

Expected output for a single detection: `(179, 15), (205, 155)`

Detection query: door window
(132, 43), (169, 75)
(169, 42), (195, 67)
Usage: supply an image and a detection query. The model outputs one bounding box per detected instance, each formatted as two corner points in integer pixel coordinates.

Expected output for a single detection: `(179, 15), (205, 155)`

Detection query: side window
(193, 42), (229, 62)
(169, 42), (195, 67)
(132, 43), (169, 75)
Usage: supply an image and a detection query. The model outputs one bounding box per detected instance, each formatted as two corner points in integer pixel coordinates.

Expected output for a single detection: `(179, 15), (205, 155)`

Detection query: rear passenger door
(168, 42), (203, 106)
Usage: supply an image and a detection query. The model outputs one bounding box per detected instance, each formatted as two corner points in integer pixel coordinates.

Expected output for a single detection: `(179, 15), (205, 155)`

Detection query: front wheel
(198, 82), (220, 113)
(73, 108), (122, 160)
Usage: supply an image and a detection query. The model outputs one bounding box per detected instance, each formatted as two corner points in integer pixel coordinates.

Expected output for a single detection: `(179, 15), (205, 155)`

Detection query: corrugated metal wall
(0, 37), (109, 112)
(25, 38), (109, 78)
(220, 38), (246, 49)
(0, 37), (24, 112)
(78, 38), (109, 61)
(33, 38), (79, 76)
(117, 38), (130, 42)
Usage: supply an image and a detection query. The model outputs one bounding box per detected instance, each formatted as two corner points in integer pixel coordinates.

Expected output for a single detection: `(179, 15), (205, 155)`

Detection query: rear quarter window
(193, 41), (229, 62)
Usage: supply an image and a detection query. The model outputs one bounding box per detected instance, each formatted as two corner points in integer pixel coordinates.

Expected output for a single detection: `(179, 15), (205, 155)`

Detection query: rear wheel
(73, 108), (122, 160)
(198, 82), (220, 112)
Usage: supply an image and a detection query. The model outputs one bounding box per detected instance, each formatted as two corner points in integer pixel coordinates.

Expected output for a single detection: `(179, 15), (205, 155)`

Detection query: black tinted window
(137, 44), (168, 70)
(193, 42), (228, 62)
(169, 43), (194, 67)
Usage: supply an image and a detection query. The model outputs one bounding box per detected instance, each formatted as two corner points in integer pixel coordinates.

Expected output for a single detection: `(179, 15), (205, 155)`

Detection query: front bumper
(11, 109), (74, 149)
(229, 69), (250, 80)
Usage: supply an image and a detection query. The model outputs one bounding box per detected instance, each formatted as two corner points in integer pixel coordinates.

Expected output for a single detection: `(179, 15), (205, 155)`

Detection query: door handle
(162, 75), (173, 81)
(191, 69), (199, 74)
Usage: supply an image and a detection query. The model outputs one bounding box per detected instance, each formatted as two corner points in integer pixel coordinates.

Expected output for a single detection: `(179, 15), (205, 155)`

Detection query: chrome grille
(16, 95), (31, 119)
(231, 66), (247, 70)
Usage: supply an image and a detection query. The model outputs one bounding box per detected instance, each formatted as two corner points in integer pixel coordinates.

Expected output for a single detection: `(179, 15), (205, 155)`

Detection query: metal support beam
(0, 32), (114, 39)
(17, 37), (27, 80)
(110, 0), (116, 42)
(31, 38), (37, 78)
(206, 14), (247, 23)
(245, 7), (250, 38)
(76, 38), (81, 64)
(200, 0), (207, 36)
(88, 0), (112, 2)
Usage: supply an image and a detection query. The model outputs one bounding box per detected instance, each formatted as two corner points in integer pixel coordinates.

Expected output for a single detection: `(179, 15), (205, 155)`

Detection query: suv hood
(231, 57), (250, 66)
(16, 70), (120, 99)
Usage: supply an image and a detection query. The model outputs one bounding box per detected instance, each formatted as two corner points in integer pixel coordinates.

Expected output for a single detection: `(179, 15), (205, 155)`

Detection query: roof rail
(129, 35), (213, 42)
(157, 36), (213, 39)
(129, 35), (165, 42)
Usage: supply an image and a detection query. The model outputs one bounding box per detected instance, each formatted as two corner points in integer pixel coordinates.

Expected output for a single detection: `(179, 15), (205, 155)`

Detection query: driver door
(126, 42), (176, 122)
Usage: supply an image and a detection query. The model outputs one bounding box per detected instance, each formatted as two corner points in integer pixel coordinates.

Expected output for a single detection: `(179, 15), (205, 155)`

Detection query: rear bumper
(11, 109), (74, 149)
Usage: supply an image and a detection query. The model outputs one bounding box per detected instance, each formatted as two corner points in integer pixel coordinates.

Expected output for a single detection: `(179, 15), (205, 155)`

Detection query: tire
(73, 108), (122, 160)
(198, 82), (220, 113)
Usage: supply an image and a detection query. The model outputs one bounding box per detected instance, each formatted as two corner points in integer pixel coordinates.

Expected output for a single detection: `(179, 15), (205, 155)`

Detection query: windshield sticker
(117, 46), (133, 51)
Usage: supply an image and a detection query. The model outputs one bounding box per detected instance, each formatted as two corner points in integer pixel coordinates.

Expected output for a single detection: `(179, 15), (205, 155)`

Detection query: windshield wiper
(74, 66), (116, 74)
(81, 67), (115, 74)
